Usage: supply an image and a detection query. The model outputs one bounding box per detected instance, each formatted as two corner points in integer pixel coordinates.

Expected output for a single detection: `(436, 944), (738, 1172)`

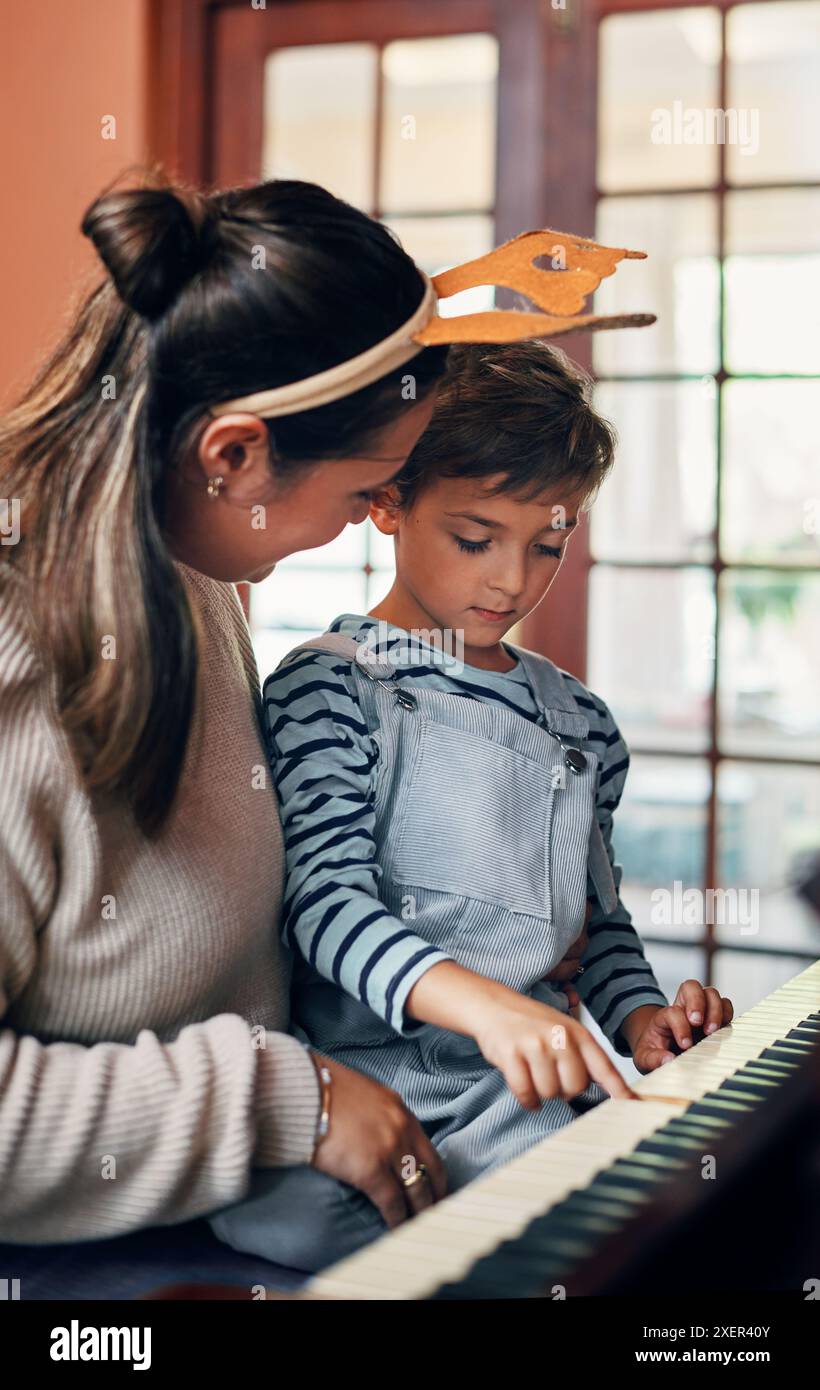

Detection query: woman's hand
(307, 1054), (448, 1229)
(472, 986), (636, 1110)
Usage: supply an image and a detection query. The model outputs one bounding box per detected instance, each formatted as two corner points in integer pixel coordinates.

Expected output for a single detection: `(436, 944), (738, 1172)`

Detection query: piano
(304, 960), (820, 1299)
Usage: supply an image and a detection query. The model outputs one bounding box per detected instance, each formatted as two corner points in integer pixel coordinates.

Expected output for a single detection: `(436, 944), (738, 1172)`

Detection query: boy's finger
(529, 1051), (562, 1104)
(722, 996), (734, 1026)
(639, 1047), (677, 1072)
(663, 1004), (694, 1050)
(703, 985), (725, 1034)
(578, 1033), (637, 1100)
(505, 1055), (543, 1111)
(674, 979), (706, 1027)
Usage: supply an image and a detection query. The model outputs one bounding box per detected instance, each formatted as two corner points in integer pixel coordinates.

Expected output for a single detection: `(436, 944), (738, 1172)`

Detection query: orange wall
(0, 0), (153, 409)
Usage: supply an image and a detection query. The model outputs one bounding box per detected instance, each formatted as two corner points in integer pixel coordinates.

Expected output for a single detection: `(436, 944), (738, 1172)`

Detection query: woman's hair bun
(81, 179), (214, 322)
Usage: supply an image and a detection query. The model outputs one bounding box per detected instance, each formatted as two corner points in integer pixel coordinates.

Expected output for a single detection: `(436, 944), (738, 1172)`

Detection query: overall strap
(279, 631), (396, 725)
(506, 641), (619, 915)
(505, 642), (589, 741)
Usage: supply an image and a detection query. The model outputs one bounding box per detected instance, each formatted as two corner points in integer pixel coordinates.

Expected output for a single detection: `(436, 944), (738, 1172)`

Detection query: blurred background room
(2, 0), (818, 1076)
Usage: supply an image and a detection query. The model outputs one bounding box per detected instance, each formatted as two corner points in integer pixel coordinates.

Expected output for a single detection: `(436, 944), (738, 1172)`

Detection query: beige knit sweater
(0, 559), (321, 1244)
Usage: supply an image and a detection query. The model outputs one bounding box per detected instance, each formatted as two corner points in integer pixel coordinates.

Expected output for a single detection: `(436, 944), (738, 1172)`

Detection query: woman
(0, 174), (453, 1269)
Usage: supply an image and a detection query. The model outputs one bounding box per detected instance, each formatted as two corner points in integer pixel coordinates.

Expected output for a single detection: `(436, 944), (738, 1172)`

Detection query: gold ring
(402, 1163), (429, 1190)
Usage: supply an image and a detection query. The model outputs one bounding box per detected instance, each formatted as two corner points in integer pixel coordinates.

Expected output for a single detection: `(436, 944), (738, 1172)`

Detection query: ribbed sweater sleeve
(0, 565), (320, 1244)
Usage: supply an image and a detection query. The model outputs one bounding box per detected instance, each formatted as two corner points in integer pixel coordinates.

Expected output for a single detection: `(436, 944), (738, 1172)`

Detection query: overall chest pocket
(390, 717), (560, 920)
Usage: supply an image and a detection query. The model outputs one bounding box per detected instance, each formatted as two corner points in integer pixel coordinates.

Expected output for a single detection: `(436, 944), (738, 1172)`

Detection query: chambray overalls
(209, 630), (621, 1273)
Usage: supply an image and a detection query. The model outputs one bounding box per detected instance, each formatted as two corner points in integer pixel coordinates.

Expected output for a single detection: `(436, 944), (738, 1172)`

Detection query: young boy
(212, 341), (732, 1270)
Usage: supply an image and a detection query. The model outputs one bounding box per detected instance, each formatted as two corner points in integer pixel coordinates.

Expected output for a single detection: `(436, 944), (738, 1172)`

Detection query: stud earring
(206, 475), (225, 499)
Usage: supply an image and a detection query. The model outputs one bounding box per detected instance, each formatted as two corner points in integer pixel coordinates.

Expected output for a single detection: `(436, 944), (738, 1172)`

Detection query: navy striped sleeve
(562, 675), (668, 1055)
(262, 651), (453, 1036)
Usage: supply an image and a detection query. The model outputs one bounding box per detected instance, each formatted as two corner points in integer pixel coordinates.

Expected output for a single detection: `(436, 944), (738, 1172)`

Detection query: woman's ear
(368, 484), (404, 536)
(194, 414), (271, 479)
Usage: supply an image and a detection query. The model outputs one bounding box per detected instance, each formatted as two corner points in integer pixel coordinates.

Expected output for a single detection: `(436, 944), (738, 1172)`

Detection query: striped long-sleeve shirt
(263, 613), (668, 1057)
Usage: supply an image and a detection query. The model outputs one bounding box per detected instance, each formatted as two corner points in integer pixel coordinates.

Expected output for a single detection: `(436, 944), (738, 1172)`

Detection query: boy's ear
(368, 484), (403, 536)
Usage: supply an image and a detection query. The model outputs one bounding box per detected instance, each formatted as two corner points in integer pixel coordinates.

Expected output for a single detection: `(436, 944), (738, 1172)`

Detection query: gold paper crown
(208, 226), (655, 421)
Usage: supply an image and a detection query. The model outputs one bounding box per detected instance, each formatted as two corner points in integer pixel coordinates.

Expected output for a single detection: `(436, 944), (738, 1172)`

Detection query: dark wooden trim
(150, 0), (212, 184)
(514, 0), (599, 681)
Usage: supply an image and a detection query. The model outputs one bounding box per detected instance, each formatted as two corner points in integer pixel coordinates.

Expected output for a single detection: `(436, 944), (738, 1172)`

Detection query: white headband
(208, 270), (438, 420)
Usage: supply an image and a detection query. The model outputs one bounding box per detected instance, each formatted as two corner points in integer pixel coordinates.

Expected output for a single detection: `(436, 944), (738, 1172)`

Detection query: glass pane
(722, 380), (820, 566)
(252, 566), (367, 633)
(726, 1), (820, 184)
(383, 213), (495, 317)
(725, 189), (820, 374)
(716, 761), (820, 953)
(616, 755), (710, 941)
(253, 627), (319, 683)
(593, 196), (719, 375)
(718, 570), (820, 758)
(380, 35), (498, 214)
(598, 8), (721, 192)
(637, 941), (708, 1003)
(713, 950), (813, 1014)
(262, 44), (377, 207)
(588, 567), (715, 752)
(591, 380), (717, 563)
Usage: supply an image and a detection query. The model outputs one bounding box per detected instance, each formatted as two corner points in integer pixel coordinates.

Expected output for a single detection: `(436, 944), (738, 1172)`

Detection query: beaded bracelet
(302, 1043), (332, 1149)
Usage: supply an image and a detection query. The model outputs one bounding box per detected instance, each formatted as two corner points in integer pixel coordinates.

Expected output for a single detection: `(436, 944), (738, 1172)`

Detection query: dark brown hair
(0, 167), (449, 834)
(391, 339), (617, 510)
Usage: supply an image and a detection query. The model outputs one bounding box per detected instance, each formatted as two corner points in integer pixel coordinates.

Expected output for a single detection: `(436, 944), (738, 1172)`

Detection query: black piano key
(786, 1024), (820, 1038)
(714, 1076), (775, 1100)
(595, 1164), (665, 1193)
(758, 1045), (806, 1063)
(584, 1174), (655, 1206)
(660, 1118), (732, 1140)
(431, 1250), (569, 1299)
(450, 1237), (574, 1285)
(634, 1133), (711, 1159)
(702, 1087), (761, 1106)
(522, 1207), (623, 1241)
(768, 1035), (814, 1050)
(725, 1060), (787, 1079)
(686, 1095), (755, 1118)
(549, 1190), (637, 1221)
(608, 1153), (688, 1178)
(673, 1110), (733, 1130)
(741, 1058), (797, 1078)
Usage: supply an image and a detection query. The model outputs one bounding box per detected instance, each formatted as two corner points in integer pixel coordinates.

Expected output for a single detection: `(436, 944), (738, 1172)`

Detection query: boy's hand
(630, 980), (734, 1074)
(473, 991), (637, 1109)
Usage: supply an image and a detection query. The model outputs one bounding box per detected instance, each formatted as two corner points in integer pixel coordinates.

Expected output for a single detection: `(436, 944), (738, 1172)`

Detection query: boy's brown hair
(392, 340), (617, 509)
